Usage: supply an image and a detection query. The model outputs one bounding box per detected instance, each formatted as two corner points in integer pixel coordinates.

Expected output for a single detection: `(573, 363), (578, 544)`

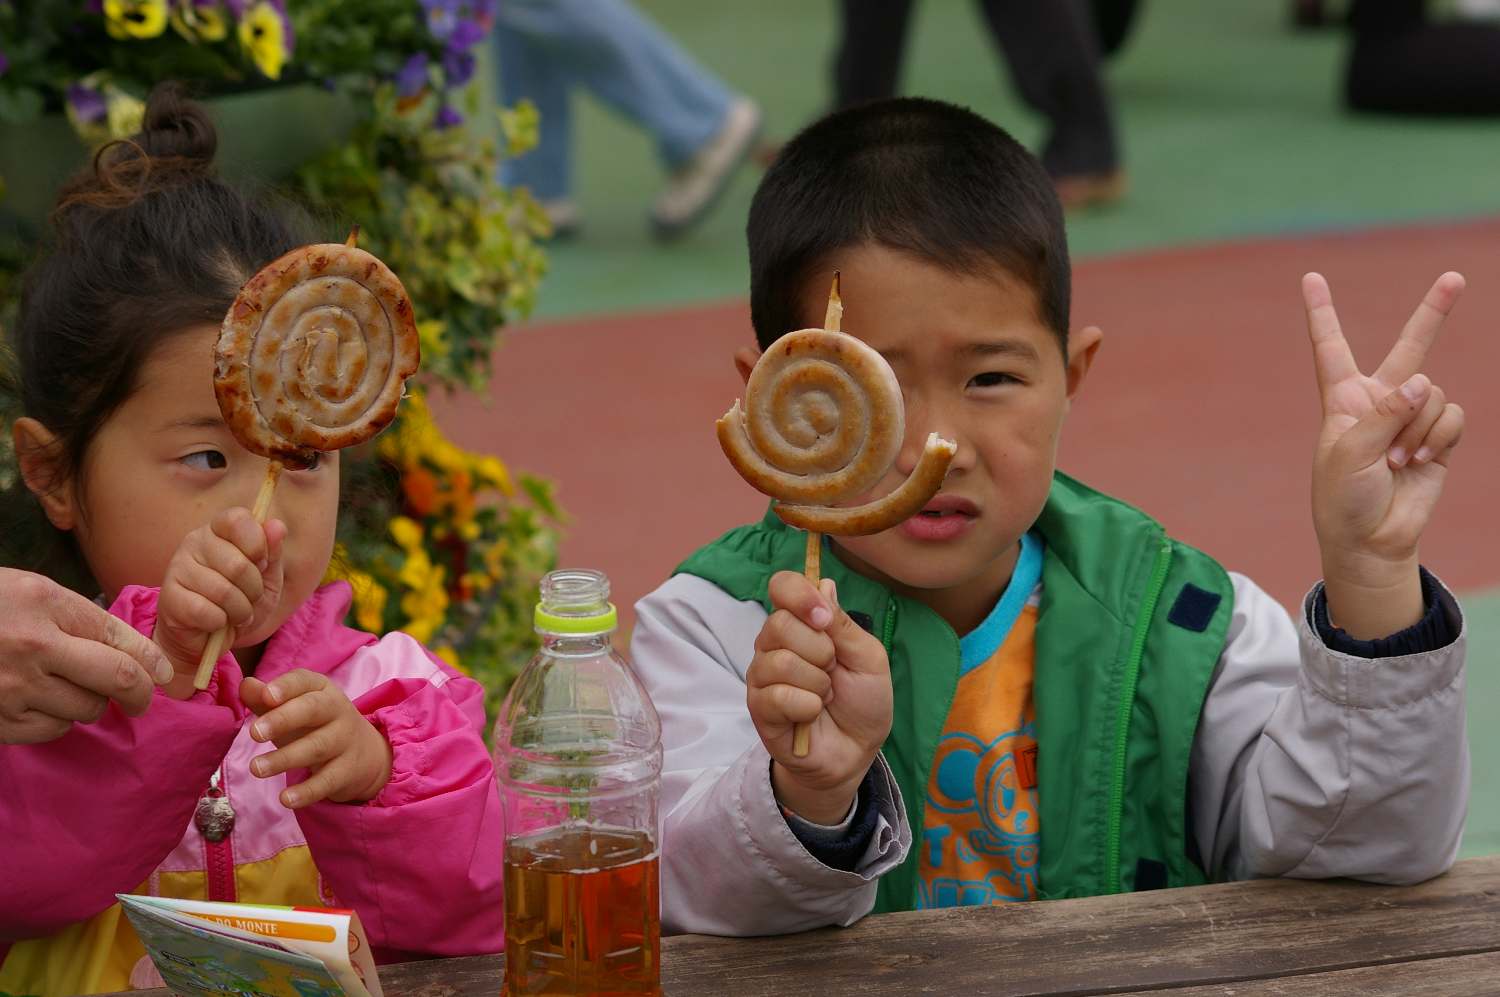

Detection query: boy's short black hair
(748, 97), (1070, 355)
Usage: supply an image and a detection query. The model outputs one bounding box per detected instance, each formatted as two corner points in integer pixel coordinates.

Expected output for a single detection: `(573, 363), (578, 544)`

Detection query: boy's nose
(893, 402), (965, 478)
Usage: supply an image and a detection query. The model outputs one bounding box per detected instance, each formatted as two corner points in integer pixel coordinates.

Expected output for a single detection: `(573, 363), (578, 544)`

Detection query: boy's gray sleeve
(630, 574), (911, 936)
(1191, 572), (1468, 885)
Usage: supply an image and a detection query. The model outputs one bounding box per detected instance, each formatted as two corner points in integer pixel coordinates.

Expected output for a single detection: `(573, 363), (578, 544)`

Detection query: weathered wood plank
(108, 855), (1500, 997)
(1104, 951), (1500, 996)
(657, 856), (1500, 996)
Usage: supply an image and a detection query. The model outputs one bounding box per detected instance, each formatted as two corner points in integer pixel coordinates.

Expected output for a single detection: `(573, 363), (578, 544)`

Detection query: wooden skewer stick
(192, 460), (282, 689)
(792, 272), (844, 758)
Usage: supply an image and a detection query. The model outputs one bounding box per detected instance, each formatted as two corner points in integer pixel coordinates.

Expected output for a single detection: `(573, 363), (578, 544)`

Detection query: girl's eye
(181, 450), (228, 471)
(969, 372), (1019, 389)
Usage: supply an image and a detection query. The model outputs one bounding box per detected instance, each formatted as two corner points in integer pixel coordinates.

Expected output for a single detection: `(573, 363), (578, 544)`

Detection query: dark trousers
(832, 0), (1122, 176)
(1346, 0), (1500, 115)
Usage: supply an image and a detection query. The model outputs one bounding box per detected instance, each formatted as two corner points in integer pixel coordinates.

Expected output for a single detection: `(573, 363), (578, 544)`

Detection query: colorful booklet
(117, 895), (383, 997)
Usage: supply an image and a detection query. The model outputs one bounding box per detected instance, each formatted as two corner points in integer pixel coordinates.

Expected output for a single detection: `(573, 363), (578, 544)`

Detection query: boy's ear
(1065, 325), (1104, 403)
(12, 417), (79, 531)
(732, 345), (761, 386)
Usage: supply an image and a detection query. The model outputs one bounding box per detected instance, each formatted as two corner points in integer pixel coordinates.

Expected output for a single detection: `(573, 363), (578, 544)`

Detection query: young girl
(0, 88), (503, 995)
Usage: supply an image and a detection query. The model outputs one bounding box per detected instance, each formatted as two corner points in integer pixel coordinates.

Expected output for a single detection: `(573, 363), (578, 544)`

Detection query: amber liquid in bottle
(503, 826), (661, 996)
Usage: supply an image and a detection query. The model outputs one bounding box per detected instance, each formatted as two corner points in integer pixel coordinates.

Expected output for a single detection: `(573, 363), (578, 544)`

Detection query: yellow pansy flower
(104, 0), (169, 39)
(170, 1), (229, 42)
(239, 1), (288, 80)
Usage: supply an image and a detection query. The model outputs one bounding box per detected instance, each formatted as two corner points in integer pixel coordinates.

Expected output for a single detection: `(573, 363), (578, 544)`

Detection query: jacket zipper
(1104, 533), (1172, 893)
(205, 770), (238, 903)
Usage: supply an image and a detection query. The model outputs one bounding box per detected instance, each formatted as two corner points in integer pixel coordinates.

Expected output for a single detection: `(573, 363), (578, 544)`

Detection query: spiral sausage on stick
(717, 274), (956, 755)
(193, 229), (420, 688)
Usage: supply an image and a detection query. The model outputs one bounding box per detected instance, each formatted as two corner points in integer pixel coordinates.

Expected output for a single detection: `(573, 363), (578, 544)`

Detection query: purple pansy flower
(447, 16), (483, 50)
(441, 49), (474, 87)
(435, 103), (463, 129)
(395, 52), (429, 98)
(67, 82), (108, 126)
(421, 0), (459, 42)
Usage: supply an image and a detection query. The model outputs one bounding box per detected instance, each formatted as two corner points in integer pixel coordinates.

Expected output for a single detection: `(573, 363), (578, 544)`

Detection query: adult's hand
(0, 568), (173, 744)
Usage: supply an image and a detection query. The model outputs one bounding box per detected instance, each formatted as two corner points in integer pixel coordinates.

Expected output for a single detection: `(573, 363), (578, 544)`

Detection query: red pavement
(429, 217), (1500, 630)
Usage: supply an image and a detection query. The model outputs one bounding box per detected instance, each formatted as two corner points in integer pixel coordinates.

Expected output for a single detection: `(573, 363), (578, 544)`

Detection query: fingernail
(257, 557), (269, 572)
(282, 789), (300, 808)
(251, 757), (266, 777)
(252, 721), (269, 741)
(154, 657), (175, 685)
(1401, 377), (1425, 403)
(810, 605), (833, 629)
(1414, 447), (1433, 464)
(266, 685), (282, 706)
(1388, 447), (1408, 467)
(826, 579), (839, 607)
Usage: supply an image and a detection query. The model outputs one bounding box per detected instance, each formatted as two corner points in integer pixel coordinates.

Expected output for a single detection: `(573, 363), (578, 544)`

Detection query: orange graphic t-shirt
(917, 532), (1043, 908)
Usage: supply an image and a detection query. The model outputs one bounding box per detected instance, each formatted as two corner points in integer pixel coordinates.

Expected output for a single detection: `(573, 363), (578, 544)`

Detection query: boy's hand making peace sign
(1304, 271), (1465, 640)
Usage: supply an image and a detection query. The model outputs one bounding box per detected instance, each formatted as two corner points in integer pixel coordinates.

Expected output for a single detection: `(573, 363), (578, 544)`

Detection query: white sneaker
(651, 98), (763, 241)
(540, 198), (582, 240)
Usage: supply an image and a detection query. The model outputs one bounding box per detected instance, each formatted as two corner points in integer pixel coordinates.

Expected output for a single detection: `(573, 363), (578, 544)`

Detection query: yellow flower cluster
(389, 515), (450, 644)
(378, 392), (515, 545)
(102, 0), (287, 81)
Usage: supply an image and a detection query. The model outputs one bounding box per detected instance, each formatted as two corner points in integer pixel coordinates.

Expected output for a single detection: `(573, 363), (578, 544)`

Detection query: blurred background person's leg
(975, 0), (1124, 207)
(1346, 0), (1500, 115)
(832, 0), (916, 109)
(829, 0), (1125, 208)
(493, 0), (762, 240)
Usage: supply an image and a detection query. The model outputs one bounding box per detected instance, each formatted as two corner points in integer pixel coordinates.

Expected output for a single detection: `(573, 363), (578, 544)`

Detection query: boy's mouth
(898, 495), (979, 541)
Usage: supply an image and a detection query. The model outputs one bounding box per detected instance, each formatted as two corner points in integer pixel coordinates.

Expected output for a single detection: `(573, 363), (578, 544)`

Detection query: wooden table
(126, 855), (1500, 996)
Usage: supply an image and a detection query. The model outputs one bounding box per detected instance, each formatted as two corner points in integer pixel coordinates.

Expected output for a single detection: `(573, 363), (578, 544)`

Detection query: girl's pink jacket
(0, 581), (503, 994)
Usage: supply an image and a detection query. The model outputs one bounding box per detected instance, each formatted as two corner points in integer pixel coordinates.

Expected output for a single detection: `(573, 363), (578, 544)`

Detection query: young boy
(631, 98), (1469, 935)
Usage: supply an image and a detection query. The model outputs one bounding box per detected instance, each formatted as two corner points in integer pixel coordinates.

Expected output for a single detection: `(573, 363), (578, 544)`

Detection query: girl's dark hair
(2, 83), (303, 583)
(748, 97), (1070, 355)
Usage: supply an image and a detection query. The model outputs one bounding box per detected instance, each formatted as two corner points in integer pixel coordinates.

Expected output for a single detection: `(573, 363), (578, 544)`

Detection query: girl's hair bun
(56, 82), (219, 216)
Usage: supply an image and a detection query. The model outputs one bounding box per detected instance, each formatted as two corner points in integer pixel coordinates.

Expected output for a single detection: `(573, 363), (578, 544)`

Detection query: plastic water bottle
(494, 569), (663, 996)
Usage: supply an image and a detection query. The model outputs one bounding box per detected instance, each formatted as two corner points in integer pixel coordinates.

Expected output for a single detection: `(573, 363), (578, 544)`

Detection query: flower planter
(0, 82), (360, 239)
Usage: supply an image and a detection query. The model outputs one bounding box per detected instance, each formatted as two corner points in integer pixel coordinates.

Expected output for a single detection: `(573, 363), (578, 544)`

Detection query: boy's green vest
(676, 472), (1234, 912)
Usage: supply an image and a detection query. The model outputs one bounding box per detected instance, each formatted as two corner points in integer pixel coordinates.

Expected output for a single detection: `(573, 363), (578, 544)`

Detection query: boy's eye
(181, 450), (228, 471)
(969, 372), (1019, 389)
(292, 452), (323, 472)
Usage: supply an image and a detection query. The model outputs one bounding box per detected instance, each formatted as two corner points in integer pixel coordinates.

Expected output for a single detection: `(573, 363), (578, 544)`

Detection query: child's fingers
(239, 675), (272, 716)
(749, 682), (825, 729)
(754, 609), (836, 670)
(749, 649), (834, 703)
(251, 721), (342, 780)
(280, 760), (350, 809)
(1412, 402), (1465, 467)
(1387, 383), (1447, 468)
(1331, 374), (1431, 471)
(819, 580), (888, 678)
(255, 668), (330, 709)
(767, 570), (834, 631)
(210, 508), (270, 570)
(165, 583), (237, 636)
(249, 684), (335, 745)
(203, 532), (266, 604)
(262, 519), (287, 575)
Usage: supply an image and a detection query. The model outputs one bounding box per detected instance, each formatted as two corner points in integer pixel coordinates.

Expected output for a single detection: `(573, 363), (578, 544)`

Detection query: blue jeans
(493, 0), (735, 201)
